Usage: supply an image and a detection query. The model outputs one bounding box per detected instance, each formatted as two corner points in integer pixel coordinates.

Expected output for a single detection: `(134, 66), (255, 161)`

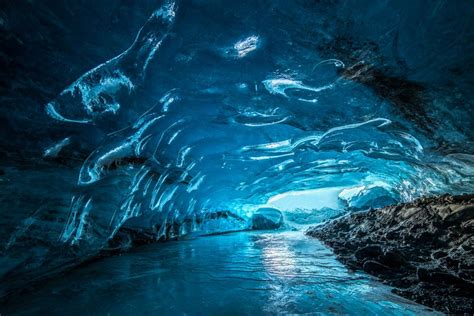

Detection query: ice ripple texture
(51, 0), (471, 248)
(1, 0), (473, 297)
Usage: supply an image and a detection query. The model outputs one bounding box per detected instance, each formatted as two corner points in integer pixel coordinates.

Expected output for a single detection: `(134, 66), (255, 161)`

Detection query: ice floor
(2, 231), (438, 315)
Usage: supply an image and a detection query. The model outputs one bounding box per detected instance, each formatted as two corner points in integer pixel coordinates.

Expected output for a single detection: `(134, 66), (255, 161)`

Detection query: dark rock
(355, 245), (382, 260)
(251, 208), (284, 230)
(445, 205), (474, 223)
(306, 194), (474, 314)
(461, 219), (474, 232)
(363, 260), (391, 275)
(418, 268), (473, 290)
(380, 249), (406, 269)
(390, 277), (413, 288)
(431, 250), (447, 259)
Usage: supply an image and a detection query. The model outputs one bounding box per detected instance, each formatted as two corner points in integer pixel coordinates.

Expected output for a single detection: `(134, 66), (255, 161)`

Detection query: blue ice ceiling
(0, 0), (473, 296)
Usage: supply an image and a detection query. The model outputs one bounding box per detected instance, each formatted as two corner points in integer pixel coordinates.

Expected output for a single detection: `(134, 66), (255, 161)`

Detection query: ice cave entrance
(266, 187), (347, 226)
(266, 182), (399, 226)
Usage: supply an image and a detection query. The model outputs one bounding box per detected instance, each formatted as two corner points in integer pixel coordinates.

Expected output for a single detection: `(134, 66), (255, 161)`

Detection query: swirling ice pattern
(45, 0), (177, 124)
(40, 1), (473, 250)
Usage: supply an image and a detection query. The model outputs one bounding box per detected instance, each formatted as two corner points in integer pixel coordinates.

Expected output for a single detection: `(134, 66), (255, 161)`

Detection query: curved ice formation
(43, 137), (71, 158)
(262, 78), (332, 103)
(45, 0), (177, 123)
(263, 59), (345, 103)
(231, 35), (261, 58)
(59, 106), (469, 248)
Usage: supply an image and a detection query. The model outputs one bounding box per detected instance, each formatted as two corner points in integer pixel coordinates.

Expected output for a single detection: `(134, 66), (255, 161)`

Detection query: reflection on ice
(1, 231), (439, 315)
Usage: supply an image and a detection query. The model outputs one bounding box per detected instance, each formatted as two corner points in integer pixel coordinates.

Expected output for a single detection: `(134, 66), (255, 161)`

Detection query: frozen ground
(2, 231), (438, 315)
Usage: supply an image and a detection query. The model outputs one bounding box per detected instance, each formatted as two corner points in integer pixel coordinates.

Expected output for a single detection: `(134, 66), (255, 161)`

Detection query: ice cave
(0, 0), (473, 314)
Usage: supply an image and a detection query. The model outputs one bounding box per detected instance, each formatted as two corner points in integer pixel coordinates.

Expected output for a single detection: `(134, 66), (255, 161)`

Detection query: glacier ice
(45, 0), (177, 124)
(0, 0), (473, 299)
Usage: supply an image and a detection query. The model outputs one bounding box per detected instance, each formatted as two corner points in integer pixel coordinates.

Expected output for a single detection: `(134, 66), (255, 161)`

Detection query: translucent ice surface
(1, 231), (440, 315)
(0, 0), (473, 302)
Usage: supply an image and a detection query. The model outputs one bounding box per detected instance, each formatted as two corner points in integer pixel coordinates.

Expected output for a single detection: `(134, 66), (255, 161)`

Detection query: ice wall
(0, 0), (473, 296)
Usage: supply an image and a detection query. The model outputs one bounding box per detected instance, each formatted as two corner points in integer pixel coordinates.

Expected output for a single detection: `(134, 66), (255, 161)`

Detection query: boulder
(251, 208), (284, 230)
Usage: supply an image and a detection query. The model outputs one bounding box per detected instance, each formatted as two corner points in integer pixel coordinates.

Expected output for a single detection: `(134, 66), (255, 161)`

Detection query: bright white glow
(234, 35), (260, 58)
(267, 187), (346, 211)
(338, 186), (366, 201)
